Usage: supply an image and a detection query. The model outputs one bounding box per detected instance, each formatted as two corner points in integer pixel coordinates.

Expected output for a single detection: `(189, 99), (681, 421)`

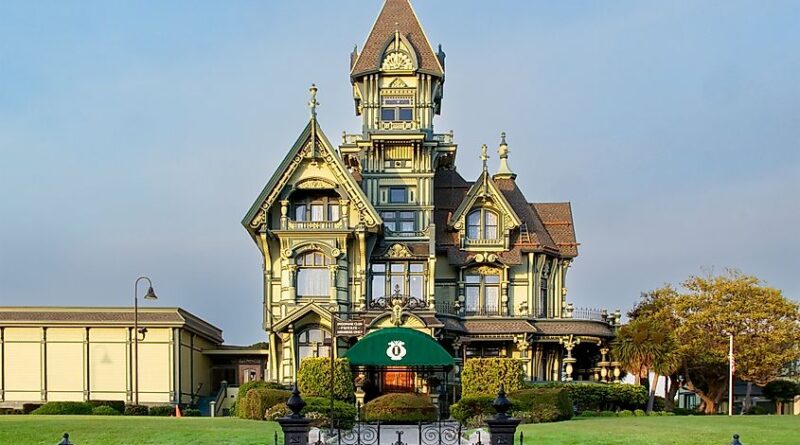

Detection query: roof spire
(308, 84), (319, 119)
(480, 144), (489, 172)
(494, 132), (517, 180)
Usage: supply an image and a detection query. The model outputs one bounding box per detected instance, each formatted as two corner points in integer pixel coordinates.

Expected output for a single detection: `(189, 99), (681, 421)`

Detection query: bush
(238, 388), (291, 420)
(450, 395), (495, 423)
(598, 411), (617, 417)
(92, 405), (121, 416)
(672, 407), (698, 416)
(22, 404), (42, 414)
(184, 408), (202, 417)
(149, 405), (175, 416)
(362, 393), (437, 423)
(580, 410), (597, 417)
(124, 405), (149, 416)
(265, 396), (356, 429)
(534, 383), (648, 413)
(88, 400), (126, 413)
(297, 358), (354, 401)
(461, 358), (524, 397)
(509, 388), (573, 421)
(618, 410), (633, 417)
(32, 402), (93, 415)
(634, 409), (646, 416)
(664, 411), (676, 416)
(743, 405), (769, 415)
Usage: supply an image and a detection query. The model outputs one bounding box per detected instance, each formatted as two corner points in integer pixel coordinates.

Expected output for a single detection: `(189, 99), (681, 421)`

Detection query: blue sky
(1, 1), (798, 344)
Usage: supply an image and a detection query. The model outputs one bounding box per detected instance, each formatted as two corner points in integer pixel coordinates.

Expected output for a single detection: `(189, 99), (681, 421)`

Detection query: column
(83, 328), (90, 401)
(329, 264), (339, 305)
(0, 327), (4, 402)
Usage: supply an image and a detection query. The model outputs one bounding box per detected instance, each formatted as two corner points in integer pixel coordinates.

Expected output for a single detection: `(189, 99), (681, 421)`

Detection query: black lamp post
(134, 276), (158, 405)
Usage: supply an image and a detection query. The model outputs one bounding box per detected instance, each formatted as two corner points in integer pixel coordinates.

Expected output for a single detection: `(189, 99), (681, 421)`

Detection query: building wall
(0, 325), (215, 407)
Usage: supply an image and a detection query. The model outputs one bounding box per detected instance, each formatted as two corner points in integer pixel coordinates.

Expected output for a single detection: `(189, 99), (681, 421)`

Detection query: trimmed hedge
(92, 405), (121, 416)
(509, 388), (573, 422)
(124, 405), (149, 416)
(238, 388), (291, 420)
(297, 357), (354, 401)
(149, 405), (175, 417)
(450, 396), (495, 423)
(22, 404), (42, 414)
(89, 400), (126, 413)
(265, 397), (356, 429)
(32, 402), (93, 415)
(236, 380), (286, 402)
(533, 383), (648, 413)
(362, 393), (437, 423)
(184, 408), (202, 417)
(461, 358), (525, 397)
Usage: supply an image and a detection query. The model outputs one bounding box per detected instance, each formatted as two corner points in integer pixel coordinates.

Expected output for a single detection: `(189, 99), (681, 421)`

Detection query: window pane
(465, 287), (479, 312)
(485, 286), (499, 311)
(467, 211), (481, 227)
(399, 211), (414, 220)
(382, 211), (396, 219)
(390, 263), (405, 273)
(372, 264), (386, 273)
(385, 221), (397, 231)
(307, 328), (324, 343)
(467, 225), (480, 239)
(389, 188), (407, 203)
(310, 204), (324, 222)
(398, 108), (413, 121)
(390, 275), (404, 295)
(409, 275), (424, 299)
(399, 221), (414, 232)
(409, 263), (424, 273)
(485, 211), (498, 226)
(484, 275), (501, 284)
(381, 108), (396, 121)
(295, 205), (306, 221)
(484, 225), (498, 239)
(297, 268), (329, 296)
(465, 275), (481, 284)
(318, 345), (330, 358)
(328, 204), (339, 221)
(372, 274), (385, 300)
(299, 345), (314, 361)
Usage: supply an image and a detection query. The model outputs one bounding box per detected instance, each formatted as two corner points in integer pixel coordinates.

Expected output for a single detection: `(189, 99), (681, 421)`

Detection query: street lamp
(134, 276), (158, 405)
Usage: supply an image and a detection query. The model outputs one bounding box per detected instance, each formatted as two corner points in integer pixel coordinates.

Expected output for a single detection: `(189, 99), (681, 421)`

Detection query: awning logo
(386, 340), (407, 361)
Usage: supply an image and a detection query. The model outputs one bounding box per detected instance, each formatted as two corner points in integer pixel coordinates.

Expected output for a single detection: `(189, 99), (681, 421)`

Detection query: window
(466, 209), (500, 240)
(370, 262), (426, 302)
(382, 211), (415, 232)
(297, 327), (331, 362)
(296, 251), (332, 297)
(389, 187), (407, 203)
(538, 262), (550, 318)
(464, 269), (502, 315)
(292, 195), (339, 222)
(381, 96), (413, 122)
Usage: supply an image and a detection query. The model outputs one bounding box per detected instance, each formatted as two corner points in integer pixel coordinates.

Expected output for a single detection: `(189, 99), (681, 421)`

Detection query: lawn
(0, 416), (282, 445)
(1, 415), (798, 445)
(519, 416), (800, 445)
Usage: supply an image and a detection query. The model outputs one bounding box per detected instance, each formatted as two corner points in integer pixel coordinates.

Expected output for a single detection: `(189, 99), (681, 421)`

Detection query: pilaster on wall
(172, 328), (181, 404)
(83, 328), (90, 401)
(40, 328), (46, 401)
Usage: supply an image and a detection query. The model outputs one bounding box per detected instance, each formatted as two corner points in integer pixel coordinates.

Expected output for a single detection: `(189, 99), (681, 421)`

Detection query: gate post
(486, 385), (521, 445)
(278, 386), (312, 445)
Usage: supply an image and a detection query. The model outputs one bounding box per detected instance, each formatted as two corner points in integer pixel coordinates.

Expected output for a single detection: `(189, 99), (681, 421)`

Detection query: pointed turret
(494, 132), (517, 180)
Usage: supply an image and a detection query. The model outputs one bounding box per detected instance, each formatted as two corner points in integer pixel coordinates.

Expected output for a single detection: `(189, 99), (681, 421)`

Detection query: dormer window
(466, 209), (499, 240)
(381, 96), (413, 122)
(292, 192), (339, 222)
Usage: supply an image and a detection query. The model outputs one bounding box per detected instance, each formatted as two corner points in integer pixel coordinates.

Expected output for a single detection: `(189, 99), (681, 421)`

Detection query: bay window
(464, 269), (501, 315)
(370, 262), (426, 302)
(296, 251), (332, 297)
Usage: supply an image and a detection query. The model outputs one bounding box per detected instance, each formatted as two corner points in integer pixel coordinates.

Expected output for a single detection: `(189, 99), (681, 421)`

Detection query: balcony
(566, 307), (607, 321)
(384, 225), (430, 239)
(463, 238), (503, 248)
(285, 219), (347, 231)
(432, 132), (454, 144)
(464, 304), (504, 317)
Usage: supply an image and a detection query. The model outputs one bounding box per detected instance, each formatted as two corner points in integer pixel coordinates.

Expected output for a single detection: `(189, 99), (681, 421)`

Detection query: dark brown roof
(492, 178), (558, 252)
(463, 319), (537, 334)
(351, 0), (444, 77)
(0, 307), (224, 343)
(533, 320), (613, 338)
(532, 203), (579, 257)
(433, 169), (470, 249)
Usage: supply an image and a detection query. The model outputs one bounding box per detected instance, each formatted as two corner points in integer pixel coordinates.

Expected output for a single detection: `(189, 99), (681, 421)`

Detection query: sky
(1, 1), (798, 345)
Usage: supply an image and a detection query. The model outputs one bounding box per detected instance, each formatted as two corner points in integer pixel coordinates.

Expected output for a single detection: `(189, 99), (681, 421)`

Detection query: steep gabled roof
(492, 178), (558, 252)
(351, 0), (444, 77)
(242, 117), (382, 238)
(533, 202), (579, 257)
(449, 169), (522, 232)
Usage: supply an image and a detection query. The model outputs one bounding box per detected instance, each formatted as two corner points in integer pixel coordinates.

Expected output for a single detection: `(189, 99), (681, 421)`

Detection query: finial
(286, 384), (306, 419)
(494, 132), (516, 180)
(492, 384), (513, 419)
(308, 84), (319, 118)
(480, 144), (489, 172)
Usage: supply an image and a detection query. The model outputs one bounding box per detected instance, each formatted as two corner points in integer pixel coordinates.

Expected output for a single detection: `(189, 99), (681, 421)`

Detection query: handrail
(213, 381), (228, 417)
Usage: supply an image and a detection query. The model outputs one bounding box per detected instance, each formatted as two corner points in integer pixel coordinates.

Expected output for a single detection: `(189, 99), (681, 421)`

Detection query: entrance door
(382, 367), (414, 392)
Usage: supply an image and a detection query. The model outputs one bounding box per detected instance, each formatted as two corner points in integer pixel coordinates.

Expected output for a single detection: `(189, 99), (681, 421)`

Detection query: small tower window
(381, 96), (413, 122)
(466, 209), (499, 240)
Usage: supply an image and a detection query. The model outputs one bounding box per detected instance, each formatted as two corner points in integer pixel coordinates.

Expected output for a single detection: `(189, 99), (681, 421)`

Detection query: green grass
(519, 416), (800, 445)
(1, 415), (798, 445)
(0, 416), (282, 445)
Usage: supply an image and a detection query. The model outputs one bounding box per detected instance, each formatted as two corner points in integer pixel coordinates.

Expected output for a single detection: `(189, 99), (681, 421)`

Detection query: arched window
(466, 209), (499, 240)
(464, 268), (502, 316)
(296, 251), (332, 297)
(297, 327), (331, 362)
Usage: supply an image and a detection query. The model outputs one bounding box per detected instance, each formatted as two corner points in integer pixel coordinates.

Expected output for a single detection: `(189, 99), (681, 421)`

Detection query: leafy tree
(762, 380), (800, 415)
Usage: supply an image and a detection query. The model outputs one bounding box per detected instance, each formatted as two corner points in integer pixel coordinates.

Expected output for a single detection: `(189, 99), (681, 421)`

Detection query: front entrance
(381, 367), (414, 392)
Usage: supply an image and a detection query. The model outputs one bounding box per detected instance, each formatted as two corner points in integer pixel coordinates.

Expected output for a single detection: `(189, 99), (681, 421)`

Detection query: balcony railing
(384, 226), (430, 238)
(464, 304), (504, 317)
(432, 132), (454, 144)
(286, 219), (346, 230)
(567, 307), (607, 321)
(463, 238), (503, 247)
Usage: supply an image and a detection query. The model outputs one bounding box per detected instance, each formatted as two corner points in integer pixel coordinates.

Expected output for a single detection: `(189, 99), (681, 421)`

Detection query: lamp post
(134, 276), (158, 405)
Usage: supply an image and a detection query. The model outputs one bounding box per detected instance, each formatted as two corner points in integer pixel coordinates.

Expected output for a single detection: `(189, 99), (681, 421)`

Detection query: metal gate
(310, 421), (471, 445)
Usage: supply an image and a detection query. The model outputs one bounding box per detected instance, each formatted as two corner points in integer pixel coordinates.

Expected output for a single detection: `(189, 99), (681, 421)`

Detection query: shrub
(580, 410), (597, 417)
(236, 381), (282, 403)
(31, 402), (93, 415)
(124, 405), (149, 416)
(664, 411), (676, 416)
(238, 388), (291, 420)
(88, 400), (126, 413)
(362, 393), (437, 423)
(149, 405), (175, 417)
(672, 407), (698, 416)
(743, 405), (769, 415)
(461, 358), (524, 397)
(618, 410), (633, 417)
(22, 404), (42, 414)
(184, 408), (202, 417)
(598, 411), (617, 417)
(605, 384), (648, 411)
(450, 395), (495, 423)
(534, 383), (648, 413)
(509, 388), (573, 421)
(92, 405), (121, 416)
(265, 403), (291, 420)
(633, 409), (646, 416)
(267, 396), (356, 429)
(297, 357), (354, 401)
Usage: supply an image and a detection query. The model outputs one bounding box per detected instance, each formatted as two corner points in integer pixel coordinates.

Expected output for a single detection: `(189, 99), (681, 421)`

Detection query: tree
(762, 380), (800, 415)
(628, 271), (800, 414)
(613, 317), (678, 413)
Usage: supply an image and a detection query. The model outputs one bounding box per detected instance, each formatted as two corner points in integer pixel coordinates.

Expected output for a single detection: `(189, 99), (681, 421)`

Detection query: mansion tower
(243, 0), (619, 392)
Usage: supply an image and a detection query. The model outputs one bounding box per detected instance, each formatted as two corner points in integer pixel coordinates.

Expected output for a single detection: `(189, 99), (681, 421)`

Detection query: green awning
(344, 327), (454, 367)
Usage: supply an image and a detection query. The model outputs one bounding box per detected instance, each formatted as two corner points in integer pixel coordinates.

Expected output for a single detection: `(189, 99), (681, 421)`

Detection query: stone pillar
(277, 386), (312, 445)
(486, 385), (520, 445)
